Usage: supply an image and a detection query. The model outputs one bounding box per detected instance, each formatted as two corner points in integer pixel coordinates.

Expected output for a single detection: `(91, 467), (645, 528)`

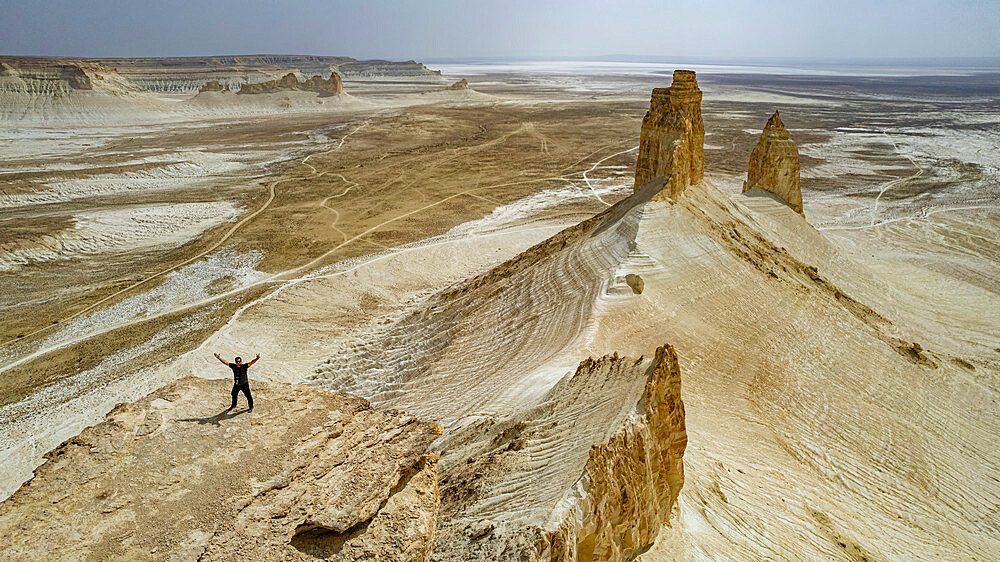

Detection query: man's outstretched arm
(213, 353), (229, 365)
(248, 353), (261, 366)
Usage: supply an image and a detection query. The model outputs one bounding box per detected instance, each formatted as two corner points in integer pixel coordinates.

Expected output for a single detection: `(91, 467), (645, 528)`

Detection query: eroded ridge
(0, 377), (441, 561)
(309, 180), (665, 424)
(432, 344), (686, 561)
(633, 69), (705, 200)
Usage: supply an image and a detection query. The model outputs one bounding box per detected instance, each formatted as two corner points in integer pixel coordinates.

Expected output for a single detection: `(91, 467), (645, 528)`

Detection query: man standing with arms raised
(214, 352), (260, 412)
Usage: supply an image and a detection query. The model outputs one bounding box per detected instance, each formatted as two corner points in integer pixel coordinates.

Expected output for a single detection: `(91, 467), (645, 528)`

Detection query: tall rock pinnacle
(633, 70), (705, 200)
(743, 110), (803, 215)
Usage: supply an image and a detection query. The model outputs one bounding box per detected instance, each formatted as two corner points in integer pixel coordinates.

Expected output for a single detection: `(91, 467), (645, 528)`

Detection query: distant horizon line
(3, 53), (1000, 67)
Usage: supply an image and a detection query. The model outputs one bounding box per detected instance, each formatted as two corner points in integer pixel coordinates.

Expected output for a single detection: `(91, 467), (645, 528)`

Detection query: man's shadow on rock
(179, 408), (247, 426)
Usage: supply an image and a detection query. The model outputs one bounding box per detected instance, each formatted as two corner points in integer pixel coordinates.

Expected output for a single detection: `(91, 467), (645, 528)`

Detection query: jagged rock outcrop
(633, 70), (705, 200)
(239, 72), (297, 93)
(431, 345), (686, 561)
(448, 78), (470, 90)
(742, 110), (803, 214)
(239, 71), (344, 95)
(198, 79), (228, 93)
(0, 377), (441, 561)
(303, 70), (344, 94)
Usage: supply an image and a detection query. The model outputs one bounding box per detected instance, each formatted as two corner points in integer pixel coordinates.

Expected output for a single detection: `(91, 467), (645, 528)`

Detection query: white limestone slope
(308, 176), (1000, 559)
(624, 186), (999, 560)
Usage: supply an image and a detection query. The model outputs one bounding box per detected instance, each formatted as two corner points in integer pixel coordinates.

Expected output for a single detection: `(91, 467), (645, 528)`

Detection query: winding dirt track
(0, 116), (379, 349)
(0, 120), (635, 375)
(582, 145), (638, 206)
(869, 131), (925, 226)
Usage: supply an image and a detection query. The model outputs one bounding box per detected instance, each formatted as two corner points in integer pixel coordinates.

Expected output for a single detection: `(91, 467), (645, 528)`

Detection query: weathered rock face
(633, 70), (705, 200)
(448, 78), (470, 90)
(239, 71), (344, 95)
(0, 377), (441, 561)
(431, 345), (686, 561)
(543, 345), (686, 561)
(198, 79), (228, 92)
(742, 110), (803, 214)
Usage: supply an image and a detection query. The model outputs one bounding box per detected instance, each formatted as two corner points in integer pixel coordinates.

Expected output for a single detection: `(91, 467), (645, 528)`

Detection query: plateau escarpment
(0, 378), (441, 561)
(633, 69), (705, 200)
(239, 71), (344, 95)
(0, 59), (141, 95)
(0, 55), (443, 93)
(743, 110), (804, 214)
(337, 59), (444, 82)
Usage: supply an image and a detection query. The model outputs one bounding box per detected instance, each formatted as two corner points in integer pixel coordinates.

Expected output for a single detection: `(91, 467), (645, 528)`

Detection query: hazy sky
(4, 0), (999, 60)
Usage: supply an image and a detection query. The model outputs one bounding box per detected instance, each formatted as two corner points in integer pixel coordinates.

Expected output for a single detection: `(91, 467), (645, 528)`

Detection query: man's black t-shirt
(229, 362), (249, 385)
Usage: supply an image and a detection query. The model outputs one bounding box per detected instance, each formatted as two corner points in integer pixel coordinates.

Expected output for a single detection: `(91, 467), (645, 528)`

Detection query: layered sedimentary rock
(448, 78), (470, 89)
(0, 60), (96, 90)
(633, 70), (705, 200)
(239, 71), (344, 95)
(0, 55), (443, 93)
(742, 110), (803, 214)
(0, 59), (141, 95)
(337, 59), (444, 82)
(0, 377), (441, 561)
(432, 345), (686, 561)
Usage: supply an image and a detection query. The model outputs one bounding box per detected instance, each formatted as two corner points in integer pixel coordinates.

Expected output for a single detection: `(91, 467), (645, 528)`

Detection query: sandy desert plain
(0, 55), (999, 560)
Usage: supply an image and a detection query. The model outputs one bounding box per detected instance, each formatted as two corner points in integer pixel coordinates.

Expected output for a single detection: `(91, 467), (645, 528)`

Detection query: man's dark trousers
(231, 383), (253, 409)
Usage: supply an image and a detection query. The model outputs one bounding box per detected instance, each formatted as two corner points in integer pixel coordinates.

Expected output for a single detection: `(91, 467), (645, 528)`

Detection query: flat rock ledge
(0, 377), (441, 561)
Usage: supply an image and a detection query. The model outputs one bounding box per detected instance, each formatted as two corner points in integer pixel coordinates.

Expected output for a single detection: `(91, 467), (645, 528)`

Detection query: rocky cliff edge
(0, 377), (441, 561)
(432, 344), (686, 561)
